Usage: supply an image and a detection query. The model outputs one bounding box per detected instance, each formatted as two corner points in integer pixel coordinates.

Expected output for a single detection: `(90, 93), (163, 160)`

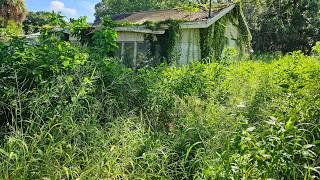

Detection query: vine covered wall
(157, 21), (181, 63)
(199, 4), (251, 61)
(143, 20), (182, 64)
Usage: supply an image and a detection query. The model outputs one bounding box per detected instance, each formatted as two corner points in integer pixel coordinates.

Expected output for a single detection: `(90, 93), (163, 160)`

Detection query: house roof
(113, 3), (243, 34)
(112, 3), (234, 24)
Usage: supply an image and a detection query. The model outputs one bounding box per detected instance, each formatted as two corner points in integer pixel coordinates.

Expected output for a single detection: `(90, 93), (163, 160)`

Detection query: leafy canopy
(22, 11), (56, 34)
(94, 0), (213, 24)
(0, 0), (27, 27)
(242, 0), (320, 53)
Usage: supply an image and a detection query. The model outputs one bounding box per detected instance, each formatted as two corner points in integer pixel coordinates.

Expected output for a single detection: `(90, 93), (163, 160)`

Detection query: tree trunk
(3, 17), (8, 28)
(3, 10), (9, 28)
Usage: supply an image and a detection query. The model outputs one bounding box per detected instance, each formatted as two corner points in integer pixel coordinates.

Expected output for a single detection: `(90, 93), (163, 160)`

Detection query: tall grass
(0, 38), (319, 179)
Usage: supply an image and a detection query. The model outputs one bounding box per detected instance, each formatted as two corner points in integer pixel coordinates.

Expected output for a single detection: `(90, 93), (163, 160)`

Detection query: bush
(0, 33), (319, 179)
(313, 41), (320, 55)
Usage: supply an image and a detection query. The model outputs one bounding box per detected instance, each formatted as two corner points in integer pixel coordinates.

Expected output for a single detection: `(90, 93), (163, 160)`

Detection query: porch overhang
(114, 26), (165, 34)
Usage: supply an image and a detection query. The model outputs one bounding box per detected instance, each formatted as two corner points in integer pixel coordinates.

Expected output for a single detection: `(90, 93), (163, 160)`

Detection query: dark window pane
(123, 42), (134, 68)
(115, 42), (122, 58)
(136, 42), (151, 68)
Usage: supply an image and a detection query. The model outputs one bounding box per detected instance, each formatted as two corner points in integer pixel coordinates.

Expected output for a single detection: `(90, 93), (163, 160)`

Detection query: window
(116, 41), (153, 68)
(136, 42), (152, 68)
(123, 42), (135, 68)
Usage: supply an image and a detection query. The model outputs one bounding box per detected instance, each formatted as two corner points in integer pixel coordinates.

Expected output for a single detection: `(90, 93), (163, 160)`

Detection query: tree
(22, 11), (66, 35)
(242, 0), (320, 53)
(45, 11), (66, 27)
(91, 18), (118, 57)
(0, 0), (27, 28)
(94, 0), (186, 24)
(22, 11), (52, 34)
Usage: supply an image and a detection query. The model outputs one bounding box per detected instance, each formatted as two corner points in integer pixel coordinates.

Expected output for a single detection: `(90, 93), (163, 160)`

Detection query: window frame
(117, 41), (138, 67)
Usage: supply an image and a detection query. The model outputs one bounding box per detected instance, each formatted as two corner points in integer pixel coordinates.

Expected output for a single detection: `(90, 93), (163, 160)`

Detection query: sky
(25, 0), (100, 22)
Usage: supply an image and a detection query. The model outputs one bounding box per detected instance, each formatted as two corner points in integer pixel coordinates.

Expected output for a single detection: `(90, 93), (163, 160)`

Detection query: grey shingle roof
(112, 3), (233, 24)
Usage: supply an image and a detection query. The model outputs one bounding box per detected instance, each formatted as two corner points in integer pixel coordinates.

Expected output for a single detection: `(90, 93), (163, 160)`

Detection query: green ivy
(142, 20), (182, 64)
(213, 17), (228, 60)
(156, 20), (181, 63)
(232, 3), (252, 56)
(200, 3), (251, 61)
(200, 16), (227, 62)
(199, 24), (214, 60)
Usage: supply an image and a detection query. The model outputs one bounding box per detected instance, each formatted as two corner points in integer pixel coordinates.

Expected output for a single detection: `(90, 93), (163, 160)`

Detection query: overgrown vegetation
(0, 21), (319, 178)
(0, 0), (319, 178)
(199, 3), (251, 61)
(22, 11), (53, 34)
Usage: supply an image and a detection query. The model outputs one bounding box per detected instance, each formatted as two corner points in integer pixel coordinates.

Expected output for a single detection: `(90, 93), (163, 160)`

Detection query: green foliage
(45, 11), (66, 28)
(200, 16), (228, 61)
(200, 3), (251, 62)
(156, 20), (181, 63)
(232, 3), (252, 55)
(22, 11), (53, 34)
(94, 0), (184, 24)
(91, 18), (118, 57)
(0, 0), (27, 28)
(0, 37), (88, 82)
(242, 0), (320, 53)
(199, 22), (214, 60)
(212, 19), (227, 60)
(0, 19), (23, 41)
(312, 41), (320, 56)
(68, 16), (91, 44)
(181, 3), (200, 12)
(0, 29), (320, 179)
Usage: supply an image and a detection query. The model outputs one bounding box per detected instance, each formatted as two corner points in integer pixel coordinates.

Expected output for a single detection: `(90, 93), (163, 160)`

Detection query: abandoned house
(112, 2), (252, 68)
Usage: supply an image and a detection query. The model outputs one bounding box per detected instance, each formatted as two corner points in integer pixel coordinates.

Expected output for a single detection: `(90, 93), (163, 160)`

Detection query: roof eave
(179, 4), (236, 29)
(114, 26), (165, 34)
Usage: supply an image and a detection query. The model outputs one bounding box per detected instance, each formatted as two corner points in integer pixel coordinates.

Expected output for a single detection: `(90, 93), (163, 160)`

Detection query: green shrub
(0, 33), (319, 179)
(313, 41), (320, 55)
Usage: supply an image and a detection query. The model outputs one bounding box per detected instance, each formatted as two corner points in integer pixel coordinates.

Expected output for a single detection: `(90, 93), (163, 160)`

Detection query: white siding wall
(176, 29), (201, 65)
(117, 32), (145, 42)
(224, 19), (240, 49)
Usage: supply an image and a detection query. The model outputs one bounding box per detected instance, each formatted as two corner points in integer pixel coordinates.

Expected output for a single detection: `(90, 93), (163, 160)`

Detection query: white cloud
(50, 1), (77, 17)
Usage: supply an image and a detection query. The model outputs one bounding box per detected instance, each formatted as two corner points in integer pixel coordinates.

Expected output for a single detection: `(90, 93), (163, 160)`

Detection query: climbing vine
(200, 16), (227, 61)
(199, 3), (251, 61)
(212, 17), (228, 60)
(231, 3), (252, 56)
(157, 20), (181, 63)
(199, 24), (213, 60)
(143, 20), (181, 64)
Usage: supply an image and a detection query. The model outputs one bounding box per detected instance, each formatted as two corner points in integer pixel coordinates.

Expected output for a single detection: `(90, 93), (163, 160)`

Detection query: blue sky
(25, 0), (100, 22)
